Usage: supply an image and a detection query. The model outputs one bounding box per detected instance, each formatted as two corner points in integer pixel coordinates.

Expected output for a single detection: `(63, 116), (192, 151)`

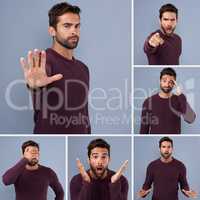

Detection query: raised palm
(20, 49), (63, 89)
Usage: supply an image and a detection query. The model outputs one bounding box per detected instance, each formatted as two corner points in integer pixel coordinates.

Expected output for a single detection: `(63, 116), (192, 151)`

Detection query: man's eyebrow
(62, 22), (80, 26)
(91, 152), (108, 155)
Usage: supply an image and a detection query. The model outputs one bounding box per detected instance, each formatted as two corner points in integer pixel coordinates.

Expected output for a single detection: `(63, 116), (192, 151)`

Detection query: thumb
(155, 32), (160, 38)
(47, 74), (63, 84)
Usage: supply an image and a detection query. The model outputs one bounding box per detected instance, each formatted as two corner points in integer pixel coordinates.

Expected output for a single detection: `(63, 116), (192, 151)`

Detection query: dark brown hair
(48, 2), (81, 28)
(87, 138), (110, 158)
(160, 67), (176, 80)
(21, 140), (39, 154)
(159, 3), (178, 19)
(159, 137), (173, 148)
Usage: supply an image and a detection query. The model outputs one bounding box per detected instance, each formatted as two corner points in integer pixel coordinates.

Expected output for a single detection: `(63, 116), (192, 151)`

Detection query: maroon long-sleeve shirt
(2, 158), (64, 200)
(140, 93), (196, 134)
(70, 169), (128, 200)
(142, 158), (189, 200)
(32, 48), (91, 134)
(144, 29), (182, 65)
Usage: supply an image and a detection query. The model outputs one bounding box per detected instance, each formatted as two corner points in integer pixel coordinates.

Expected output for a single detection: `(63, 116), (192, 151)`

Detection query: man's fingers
(27, 51), (34, 68)
(76, 158), (82, 168)
(20, 57), (28, 71)
(117, 160), (128, 176)
(120, 160), (128, 172)
(137, 188), (151, 198)
(76, 158), (85, 172)
(40, 50), (46, 70)
(173, 80), (177, 86)
(46, 74), (63, 85)
(154, 32), (160, 38)
(33, 49), (40, 68)
(146, 188), (151, 193)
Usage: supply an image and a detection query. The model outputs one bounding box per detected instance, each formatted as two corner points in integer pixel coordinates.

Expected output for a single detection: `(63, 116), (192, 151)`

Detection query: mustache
(68, 36), (79, 40)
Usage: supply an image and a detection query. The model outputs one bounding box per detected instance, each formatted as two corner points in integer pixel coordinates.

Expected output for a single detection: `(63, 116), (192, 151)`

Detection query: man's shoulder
(173, 158), (186, 168)
(148, 158), (161, 167)
(143, 93), (159, 104)
(173, 32), (182, 41)
(38, 165), (56, 175)
(70, 173), (82, 183)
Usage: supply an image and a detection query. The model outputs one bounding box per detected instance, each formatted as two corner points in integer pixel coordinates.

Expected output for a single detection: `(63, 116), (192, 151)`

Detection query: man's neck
(160, 156), (173, 163)
(52, 41), (74, 60)
(25, 164), (39, 171)
(89, 169), (108, 180)
(159, 91), (172, 98)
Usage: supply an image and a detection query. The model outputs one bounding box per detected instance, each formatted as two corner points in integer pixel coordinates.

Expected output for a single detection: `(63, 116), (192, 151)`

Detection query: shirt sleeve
(70, 176), (93, 200)
(177, 94), (196, 123)
(178, 163), (189, 191)
(2, 158), (28, 185)
(109, 176), (128, 200)
(86, 68), (91, 134)
(140, 99), (150, 134)
(49, 169), (64, 200)
(142, 164), (153, 191)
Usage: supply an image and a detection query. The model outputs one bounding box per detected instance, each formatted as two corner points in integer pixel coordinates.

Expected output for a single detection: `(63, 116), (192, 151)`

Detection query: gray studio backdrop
(68, 136), (132, 200)
(134, 136), (200, 200)
(0, 136), (66, 200)
(0, 0), (131, 134)
(134, 67), (199, 134)
(134, 0), (200, 65)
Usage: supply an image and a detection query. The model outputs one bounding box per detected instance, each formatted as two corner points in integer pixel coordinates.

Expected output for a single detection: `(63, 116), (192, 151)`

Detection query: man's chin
(28, 159), (38, 166)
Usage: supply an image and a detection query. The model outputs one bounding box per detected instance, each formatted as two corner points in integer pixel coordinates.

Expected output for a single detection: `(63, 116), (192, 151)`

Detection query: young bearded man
(144, 4), (181, 65)
(70, 138), (129, 200)
(2, 140), (64, 200)
(140, 67), (196, 134)
(20, 2), (90, 134)
(137, 137), (197, 200)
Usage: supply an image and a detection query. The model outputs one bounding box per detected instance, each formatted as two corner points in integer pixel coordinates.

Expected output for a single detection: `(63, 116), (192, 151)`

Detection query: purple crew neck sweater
(142, 158), (189, 200)
(140, 93), (196, 134)
(32, 48), (90, 134)
(144, 29), (182, 65)
(70, 169), (128, 200)
(2, 158), (64, 200)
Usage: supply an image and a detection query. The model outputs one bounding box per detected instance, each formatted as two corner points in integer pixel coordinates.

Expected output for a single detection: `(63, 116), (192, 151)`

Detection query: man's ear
(48, 26), (56, 37)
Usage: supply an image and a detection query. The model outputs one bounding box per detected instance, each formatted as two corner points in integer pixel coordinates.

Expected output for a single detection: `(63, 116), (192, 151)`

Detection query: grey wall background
(68, 136), (132, 200)
(134, 67), (200, 134)
(134, 136), (200, 200)
(134, 0), (200, 65)
(0, 136), (66, 200)
(0, 0), (131, 134)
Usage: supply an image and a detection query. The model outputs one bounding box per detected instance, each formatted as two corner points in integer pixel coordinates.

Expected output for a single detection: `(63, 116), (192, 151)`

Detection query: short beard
(28, 158), (38, 166)
(90, 165), (107, 179)
(160, 86), (173, 94)
(55, 36), (79, 49)
(161, 152), (172, 160)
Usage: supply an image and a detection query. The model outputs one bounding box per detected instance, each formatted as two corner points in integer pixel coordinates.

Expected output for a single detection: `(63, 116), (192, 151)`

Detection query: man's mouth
(96, 167), (103, 171)
(69, 36), (78, 41)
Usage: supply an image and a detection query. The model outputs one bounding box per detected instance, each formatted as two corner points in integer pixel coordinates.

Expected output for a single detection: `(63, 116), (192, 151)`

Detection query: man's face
(88, 147), (110, 179)
(160, 74), (175, 94)
(160, 11), (177, 35)
(160, 141), (173, 159)
(53, 12), (80, 49)
(24, 146), (39, 166)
